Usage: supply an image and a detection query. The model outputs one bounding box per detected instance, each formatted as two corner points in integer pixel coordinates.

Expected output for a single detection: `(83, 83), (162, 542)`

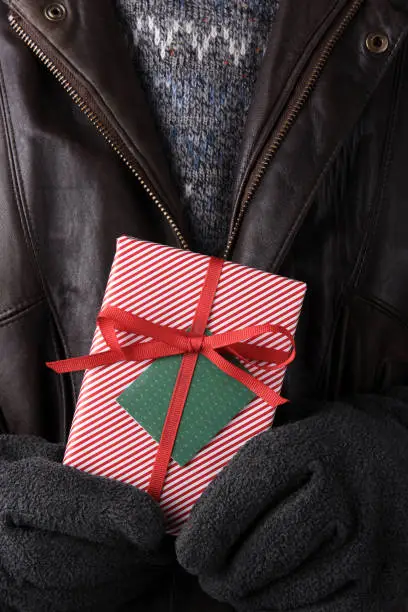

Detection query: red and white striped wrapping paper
(64, 236), (306, 534)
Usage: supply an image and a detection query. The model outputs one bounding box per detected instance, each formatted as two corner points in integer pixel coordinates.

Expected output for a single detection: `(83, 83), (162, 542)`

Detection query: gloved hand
(0, 434), (171, 612)
(176, 391), (408, 612)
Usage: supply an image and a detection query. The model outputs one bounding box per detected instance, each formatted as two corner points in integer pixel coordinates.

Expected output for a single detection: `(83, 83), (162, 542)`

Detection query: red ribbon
(47, 257), (295, 501)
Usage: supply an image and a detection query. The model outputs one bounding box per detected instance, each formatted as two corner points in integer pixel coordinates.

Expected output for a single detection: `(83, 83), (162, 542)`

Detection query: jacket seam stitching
(314, 52), (405, 394)
(357, 294), (408, 331)
(0, 60), (39, 268)
(279, 31), (406, 395)
(0, 58), (62, 307)
(351, 45), (406, 286)
(234, 0), (346, 211)
(0, 296), (46, 328)
(273, 29), (406, 272)
(0, 54), (75, 411)
(0, 62), (46, 291)
(0, 296), (46, 322)
(315, 36), (407, 393)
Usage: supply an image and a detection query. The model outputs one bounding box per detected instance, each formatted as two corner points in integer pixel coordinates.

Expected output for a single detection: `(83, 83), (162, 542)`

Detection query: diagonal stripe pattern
(64, 236), (306, 534)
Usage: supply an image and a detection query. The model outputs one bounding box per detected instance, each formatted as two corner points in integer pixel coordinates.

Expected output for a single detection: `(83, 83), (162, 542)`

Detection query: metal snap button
(366, 33), (389, 54)
(43, 3), (67, 22)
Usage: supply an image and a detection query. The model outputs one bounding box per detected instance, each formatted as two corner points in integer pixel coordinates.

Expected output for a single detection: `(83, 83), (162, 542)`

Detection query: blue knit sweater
(115, 0), (279, 255)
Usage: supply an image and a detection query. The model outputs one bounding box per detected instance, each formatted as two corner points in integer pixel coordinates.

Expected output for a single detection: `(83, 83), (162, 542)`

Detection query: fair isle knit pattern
(115, 0), (279, 255)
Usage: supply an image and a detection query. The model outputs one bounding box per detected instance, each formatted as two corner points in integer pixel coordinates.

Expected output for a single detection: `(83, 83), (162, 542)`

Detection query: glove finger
(0, 520), (145, 590)
(211, 478), (380, 612)
(243, 545), (368, 612)
(179, 405), (392, 612)
(202, 459), (355, 597)
(176, 422), (325, 573)
(177, 404), (372, 575)
(1, 457), (165, 551)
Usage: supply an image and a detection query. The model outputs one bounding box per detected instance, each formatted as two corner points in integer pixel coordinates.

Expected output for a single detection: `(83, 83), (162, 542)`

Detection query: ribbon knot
(187, 334), (205, 353)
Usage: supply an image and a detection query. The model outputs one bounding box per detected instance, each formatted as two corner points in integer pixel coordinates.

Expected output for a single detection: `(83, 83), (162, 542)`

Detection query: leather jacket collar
(5, 0), (408, 264)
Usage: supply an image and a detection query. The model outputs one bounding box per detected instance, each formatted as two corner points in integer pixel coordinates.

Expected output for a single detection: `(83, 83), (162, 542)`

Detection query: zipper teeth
(8, 13), (189, 250)
(223, 0), (364, 259)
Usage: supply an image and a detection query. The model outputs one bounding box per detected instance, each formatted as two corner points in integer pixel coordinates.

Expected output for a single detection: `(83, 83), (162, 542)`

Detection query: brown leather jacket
(1, 0), (408, 609)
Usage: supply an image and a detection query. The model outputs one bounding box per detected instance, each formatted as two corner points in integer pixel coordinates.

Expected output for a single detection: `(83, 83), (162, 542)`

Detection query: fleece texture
(176, 388), (408, 612)
(0, 435), (170, 612)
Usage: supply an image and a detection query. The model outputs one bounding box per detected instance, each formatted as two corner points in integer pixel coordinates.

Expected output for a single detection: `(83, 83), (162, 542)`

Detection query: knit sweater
(114, 0), (280, 255)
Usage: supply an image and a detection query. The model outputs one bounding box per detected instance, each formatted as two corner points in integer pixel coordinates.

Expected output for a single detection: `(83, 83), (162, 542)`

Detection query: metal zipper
(222, 0), (364, 259)
(7, 12), (189, 250)
(8, 1), (363, 260)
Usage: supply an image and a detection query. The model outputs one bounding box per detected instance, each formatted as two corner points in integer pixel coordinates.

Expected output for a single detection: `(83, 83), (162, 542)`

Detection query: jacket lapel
(229, 0), (348, 222)
(5, 0), (185, 233)
(230, 0), (408, 271)
(5, 0), (408, 268)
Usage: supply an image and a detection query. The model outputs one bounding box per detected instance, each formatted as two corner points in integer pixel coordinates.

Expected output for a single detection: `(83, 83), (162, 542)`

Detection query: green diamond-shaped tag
(117, 333), (256, 466)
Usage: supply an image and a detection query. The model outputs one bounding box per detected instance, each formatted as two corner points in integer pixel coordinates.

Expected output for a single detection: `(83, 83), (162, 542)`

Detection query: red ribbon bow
(47, 257), (295, 500)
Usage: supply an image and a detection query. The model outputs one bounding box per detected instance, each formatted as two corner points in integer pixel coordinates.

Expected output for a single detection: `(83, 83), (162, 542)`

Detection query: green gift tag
(117, 335), (256, 466)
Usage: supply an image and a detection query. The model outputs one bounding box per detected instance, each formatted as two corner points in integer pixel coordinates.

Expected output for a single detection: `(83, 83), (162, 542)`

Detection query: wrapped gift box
(61, 237), (306, 534)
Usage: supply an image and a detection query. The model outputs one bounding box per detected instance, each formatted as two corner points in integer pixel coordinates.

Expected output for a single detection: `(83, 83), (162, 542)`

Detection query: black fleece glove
(0, 434), (171, 612)
(176, 389), (408, 612)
